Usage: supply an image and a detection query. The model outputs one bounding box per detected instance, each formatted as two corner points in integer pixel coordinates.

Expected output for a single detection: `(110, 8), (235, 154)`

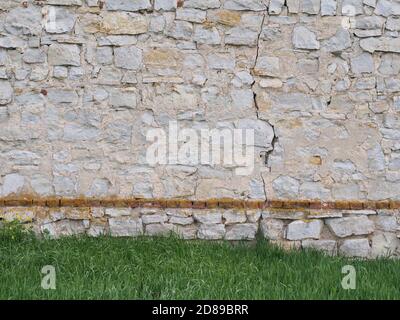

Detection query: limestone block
(41, 220), (86, 238)
(225, 223), (258, 240)
(339, 239), (370, 258)
(109, 217), (143, 237)
(106, 0), (152, 11)
(48, 44), (81, 66)
(302, 239), (337, 255)
(198, 224), (225, 239)
(193, 211), (222, 224)
(145, 223), (174, 236)
(293, 26), (320, 50)
(326, 216), (375, 238)
(0, 81), (13, 105)
(261, 218), (285, 240)
(371, 232), (400, 258)
(223, 210), (247, 224)
(286, 220), (323, 240)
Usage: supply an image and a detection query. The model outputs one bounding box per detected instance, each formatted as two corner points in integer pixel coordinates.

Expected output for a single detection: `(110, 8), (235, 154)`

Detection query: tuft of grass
(0, 228), (399, 299)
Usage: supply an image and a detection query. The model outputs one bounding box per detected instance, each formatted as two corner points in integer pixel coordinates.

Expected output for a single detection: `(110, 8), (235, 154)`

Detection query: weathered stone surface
(114, 46), (143, 70)
(109, 217), (143, 236)
(254, 56), (281, 77)
(246, 210), (262, 223)
(144, 48), (180, 68)
(96, 47), (113, 65)
(261, 218), (284, 240)
(224, 0), (266, 11)
(1, 207), (35, 222)
(351, 53), (374, 74)
(166, 209), (194, 225)
(360, 37), (400, 53)
(91, 208), (105, 218)
(31, 175), (52, 196)
(393, 96), (400, 111)
(206, 53), (235, 70)
(41, 220), (86, 239)
(270, 239), (301, 251)
(225, 223), (258, 240)
(321, 0), (337, 15)
(45, 7), (76, 34)
(259, 78), (283, 88)
(48, 44), (81, 66)
(225, 27), (260, 46)
(287, 0), (300, 13)
(386, 17), (400, 31)
(375, 215), (398, 232)
(211, 10), (241, 25)
(367, 144), (385, 170)
(264, 210), (306, 220)
(109, 88), (137, 109)
(2, 173), (24, 196)
(98, 13), (148, 35)
(302, 0), (321, 14)
(269, 0), (285, 14)
(374, 0), (400, 17)
(371, 232), (400, 258)
(0, 50), (7, 66)
(165, 21), (193, 40)
(105, 208), (132, 217)
(23, 49), (46, 64)
(194, 25), (221, 45)
(286, 220), (323, 240)
(176, 8), (207, 23)
(236, 118), (274, 148)
(155, 0), (178, 11)
(145, 223), (174, 236)
(341, 0), (363, 15)
(272, 176), (300, 199)
(0, 81), (13, 105)
(47, 89), (78, 105)
(293, 26), (320, 50)
(223, 210), (247, 224)
(351, 211), (380, 220)
(4, 7), (42, 36)
(302, 239), (337, 255)
(142, 213), (168, 224)
(299, 182), (331, 200)
(326, 216), (375, 238)
(339, 239), (370, 258)
(0, 36), (25, 49)
(63, 208), (90, 220)
(53, 66), (68, 79)
(87, 224), (107, 237)
(106, 0), (152, 11)
(48, 0), (83, 5)
(193, 212), (222, 224)
(355, 16), (385, 31)
(322, 28), (351, 52)
(185, 0), (221, 10)
(198, 223), (225, 239)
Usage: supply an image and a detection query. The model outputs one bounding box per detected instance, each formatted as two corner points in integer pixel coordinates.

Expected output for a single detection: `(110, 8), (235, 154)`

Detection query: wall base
(1, 205), (400, 259)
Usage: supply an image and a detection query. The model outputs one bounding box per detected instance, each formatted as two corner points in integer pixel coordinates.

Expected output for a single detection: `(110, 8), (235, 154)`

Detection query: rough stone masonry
(0, 0), (400, 258)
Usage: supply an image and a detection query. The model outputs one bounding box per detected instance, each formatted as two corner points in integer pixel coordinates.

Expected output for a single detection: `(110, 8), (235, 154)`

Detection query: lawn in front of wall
(0, 231), (399, 299)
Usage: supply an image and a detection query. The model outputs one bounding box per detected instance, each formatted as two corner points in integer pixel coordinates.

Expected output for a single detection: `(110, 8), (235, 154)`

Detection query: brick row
(0, 197), (399, 210)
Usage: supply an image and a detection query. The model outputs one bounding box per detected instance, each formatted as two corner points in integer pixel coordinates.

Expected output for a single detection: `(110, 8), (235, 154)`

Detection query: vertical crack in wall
(250, 5), (277, 201)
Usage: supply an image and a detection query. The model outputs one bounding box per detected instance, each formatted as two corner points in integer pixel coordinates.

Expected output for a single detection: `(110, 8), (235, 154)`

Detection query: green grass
(0, 229), (399, 299)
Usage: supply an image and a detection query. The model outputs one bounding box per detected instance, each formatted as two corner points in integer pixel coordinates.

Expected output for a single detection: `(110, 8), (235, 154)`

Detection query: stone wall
(1, 0), (400, 257)
(2, 203), (400, 259)
(1, 0), (400, 201)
